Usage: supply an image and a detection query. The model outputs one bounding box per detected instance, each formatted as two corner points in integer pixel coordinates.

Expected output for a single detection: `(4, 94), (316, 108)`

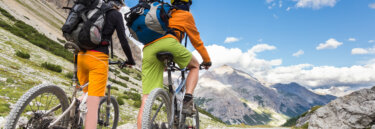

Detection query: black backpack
(62, 0), (113, 50)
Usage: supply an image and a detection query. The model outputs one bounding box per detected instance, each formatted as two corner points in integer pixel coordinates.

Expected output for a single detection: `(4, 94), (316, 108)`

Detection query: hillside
(0, 0), (142, 68)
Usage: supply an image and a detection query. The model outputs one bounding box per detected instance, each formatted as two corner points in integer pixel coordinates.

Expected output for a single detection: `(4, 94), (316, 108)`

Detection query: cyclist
(77, 0), (135, 128)
(137, 0), (212, 128)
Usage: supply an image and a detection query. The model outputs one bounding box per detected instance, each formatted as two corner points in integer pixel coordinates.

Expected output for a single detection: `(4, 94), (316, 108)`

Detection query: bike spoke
(151, 102), (164, 123)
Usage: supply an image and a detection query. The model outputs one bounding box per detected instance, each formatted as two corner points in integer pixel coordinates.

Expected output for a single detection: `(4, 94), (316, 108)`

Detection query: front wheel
(141, 88), (172, 129)
(5, 84), (70, 129)
(97, 96), (119, 129)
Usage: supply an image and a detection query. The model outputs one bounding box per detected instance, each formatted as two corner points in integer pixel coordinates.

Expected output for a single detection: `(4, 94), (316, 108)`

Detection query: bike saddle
(156, 52), (174, 61)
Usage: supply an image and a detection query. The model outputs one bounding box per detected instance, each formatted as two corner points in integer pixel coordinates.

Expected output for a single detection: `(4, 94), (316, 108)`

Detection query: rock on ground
(308, 86), (375, 129)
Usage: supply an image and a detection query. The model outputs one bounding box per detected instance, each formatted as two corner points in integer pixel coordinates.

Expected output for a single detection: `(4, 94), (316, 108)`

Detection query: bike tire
(141, 88), (172, 129)
(98, 96), (119, 129)
(5, 84), (69, 129)
(179, 105), (200, 129)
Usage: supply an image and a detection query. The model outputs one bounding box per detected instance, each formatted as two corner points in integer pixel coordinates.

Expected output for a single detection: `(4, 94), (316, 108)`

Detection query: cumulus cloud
(369, 40), (374, 43)
(224, 37), (240, 43)
(250, 44), (277, 53)
(369, 3), (375, 9)
(313, 86), (355, 97)
(295, 0), (338, 9)
(351, 46), (375, 55)
(193, 44), (281, 74)
(316, 38), (343, 50)
(348, 38), (356, 42)
(292, 50), (304, 57)
(194, 44), (375, 94)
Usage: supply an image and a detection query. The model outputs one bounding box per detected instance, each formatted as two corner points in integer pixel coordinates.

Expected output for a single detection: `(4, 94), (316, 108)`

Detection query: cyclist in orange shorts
(77, 0), (135, 128)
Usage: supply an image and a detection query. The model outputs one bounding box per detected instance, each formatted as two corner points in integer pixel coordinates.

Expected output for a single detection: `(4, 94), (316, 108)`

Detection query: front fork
(105, 84), (112, 126)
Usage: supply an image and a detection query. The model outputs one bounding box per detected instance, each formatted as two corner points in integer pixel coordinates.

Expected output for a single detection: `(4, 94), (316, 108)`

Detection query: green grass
(64, 72), (74, 79)
(0, 102), (10, 116)
(15, 51), (30, 59)
(197, 106), (225, 124)
(119, 75), (129, 81)
(0, 7), (74, 62)
(109, 78), (128, 88)
(41, 62), (62, 73)
(57, 38), (66, 43)
(117, 97), (125, 105)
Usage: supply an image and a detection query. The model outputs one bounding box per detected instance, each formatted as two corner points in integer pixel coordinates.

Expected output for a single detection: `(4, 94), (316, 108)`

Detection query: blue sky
(124, 0), (375, 96)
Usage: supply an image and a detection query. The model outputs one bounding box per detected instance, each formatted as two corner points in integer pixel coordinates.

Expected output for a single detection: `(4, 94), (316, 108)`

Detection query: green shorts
(142, 38), (192, 94)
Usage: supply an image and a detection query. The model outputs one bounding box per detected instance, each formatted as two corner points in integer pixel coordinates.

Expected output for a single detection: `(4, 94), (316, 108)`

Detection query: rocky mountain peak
(297, 86), (375, 129)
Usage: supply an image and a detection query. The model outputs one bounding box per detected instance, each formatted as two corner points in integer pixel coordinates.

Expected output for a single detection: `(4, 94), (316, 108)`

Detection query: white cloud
(369, 3), (375, 9)
(369, 40), (374, 43)
(249, 44), (277, 53)
(193, 44), (281, 74)
(316, 38), (343, 50)
(348, 38), (356, 42)
(292, 50), (304, 57)
(194, 44), (375, 92)
(224, 37), (240, 43)
(351, 46), (375, 55)
(295, 0), (338, 9)
(266, 0), (274, 3)
(351, 48), (369, 55)
(313, 86), (354, 97)
(286, 7), (291, 11)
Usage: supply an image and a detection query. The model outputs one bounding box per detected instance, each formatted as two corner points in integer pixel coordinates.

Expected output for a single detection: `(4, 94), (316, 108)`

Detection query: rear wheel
(5, 84), (69, 129)
(97, 96), (119, 129)
(141, 88), (172, 129)
(179, 105), (199, 129)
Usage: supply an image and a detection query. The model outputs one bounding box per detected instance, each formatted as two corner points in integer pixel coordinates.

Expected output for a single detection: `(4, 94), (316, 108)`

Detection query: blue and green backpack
(125, 1), (173, 45)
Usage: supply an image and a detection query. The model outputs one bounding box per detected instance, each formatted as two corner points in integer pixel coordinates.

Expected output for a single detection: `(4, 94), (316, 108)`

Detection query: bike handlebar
(109, 60), (131, 69)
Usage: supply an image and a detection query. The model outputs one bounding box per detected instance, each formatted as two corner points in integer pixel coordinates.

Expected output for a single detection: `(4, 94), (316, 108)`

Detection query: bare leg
(137, 95), (149, 129)
(84, 96), (100, 129)
(186, 56), (199, 94)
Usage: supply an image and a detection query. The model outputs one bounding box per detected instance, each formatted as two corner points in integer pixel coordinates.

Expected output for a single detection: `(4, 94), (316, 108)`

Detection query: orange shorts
(77, 51), (109, 97)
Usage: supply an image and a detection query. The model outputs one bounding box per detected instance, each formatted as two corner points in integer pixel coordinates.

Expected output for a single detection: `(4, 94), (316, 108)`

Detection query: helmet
(171, 0), (192, 5)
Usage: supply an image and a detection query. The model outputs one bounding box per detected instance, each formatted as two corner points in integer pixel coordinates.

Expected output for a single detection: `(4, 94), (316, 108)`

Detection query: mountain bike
(141, 52), (201, 129)
(5, 43), (124, 129)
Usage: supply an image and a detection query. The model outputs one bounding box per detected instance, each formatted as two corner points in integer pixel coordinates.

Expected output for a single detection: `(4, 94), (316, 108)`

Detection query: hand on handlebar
(200, 62), (212, 70)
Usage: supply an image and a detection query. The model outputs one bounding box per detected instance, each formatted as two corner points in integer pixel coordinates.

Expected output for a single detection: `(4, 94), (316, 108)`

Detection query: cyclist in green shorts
(137, 0), (212, 128)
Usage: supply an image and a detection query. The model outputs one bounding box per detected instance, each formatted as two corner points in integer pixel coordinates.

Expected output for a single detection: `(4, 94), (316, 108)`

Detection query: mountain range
(194, 65), (336, 126)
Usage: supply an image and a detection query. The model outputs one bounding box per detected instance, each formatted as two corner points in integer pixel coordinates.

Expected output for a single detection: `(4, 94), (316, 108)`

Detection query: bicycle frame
(162, 59), (190, 128)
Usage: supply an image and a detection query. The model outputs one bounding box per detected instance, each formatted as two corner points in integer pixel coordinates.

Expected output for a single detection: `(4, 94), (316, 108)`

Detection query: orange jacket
(145, 9), (211, 63)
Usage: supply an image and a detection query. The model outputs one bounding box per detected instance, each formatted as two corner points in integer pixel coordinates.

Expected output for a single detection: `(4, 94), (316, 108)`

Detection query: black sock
(183, 93), (193, 103)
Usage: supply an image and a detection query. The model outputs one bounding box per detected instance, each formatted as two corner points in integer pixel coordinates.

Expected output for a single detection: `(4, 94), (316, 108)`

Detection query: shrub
(123, 91), (141, 101)
(119, 75), (129, 81)
(57, 38), (66, 43)
(109, 68), (120, 75)
(65, 72), (73, 79)
(42, 62), (62, 73)
(6, 78), (14, 83)
(15, 51), (30, 59)
(108, 78), (127, 88)
(133, 100), (141, 108)
(111, 86), (119, 91)
(130, 88), (137, 92)
(117, 97), (125, 105)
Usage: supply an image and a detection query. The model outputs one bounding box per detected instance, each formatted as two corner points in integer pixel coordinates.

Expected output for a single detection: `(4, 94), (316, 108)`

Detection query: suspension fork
(105, 84), (112, 126)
